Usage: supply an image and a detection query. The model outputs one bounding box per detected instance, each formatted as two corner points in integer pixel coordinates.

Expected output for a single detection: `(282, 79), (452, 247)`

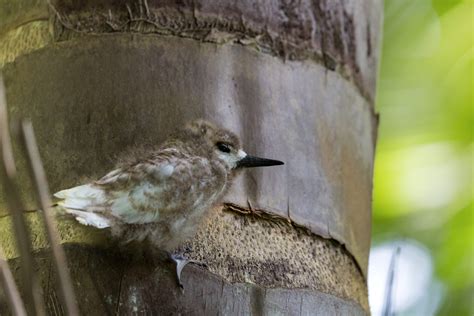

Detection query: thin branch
(0, 75), (45, 316)
(0, 246), (27, 316)
(0, 76), (16, 177)
(17, 120), (79, 316)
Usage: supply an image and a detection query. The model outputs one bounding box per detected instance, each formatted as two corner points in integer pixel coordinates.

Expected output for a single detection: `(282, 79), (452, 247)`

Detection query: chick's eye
(216, 142), (231, 153)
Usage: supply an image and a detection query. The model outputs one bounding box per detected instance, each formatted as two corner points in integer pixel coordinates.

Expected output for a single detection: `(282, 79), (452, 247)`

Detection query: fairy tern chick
(54, 119), (283, 283)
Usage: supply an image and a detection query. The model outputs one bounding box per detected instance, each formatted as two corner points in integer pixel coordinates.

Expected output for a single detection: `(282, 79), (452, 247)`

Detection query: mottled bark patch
(178, 205), (369, 312)
(44, 0), (379, 102)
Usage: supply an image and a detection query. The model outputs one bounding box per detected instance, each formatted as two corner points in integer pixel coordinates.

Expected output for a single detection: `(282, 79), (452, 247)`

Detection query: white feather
(65, 209), (110, 229)
(159, 164), (174, 177)
(54, 184), (106, 209)
(143, 163), (174, 179)
(54, 184), (105, 199)
(54, 184), (110, 228)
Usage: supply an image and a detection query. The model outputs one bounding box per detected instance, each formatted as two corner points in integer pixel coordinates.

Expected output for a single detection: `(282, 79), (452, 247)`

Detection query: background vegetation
(370, 0), (473, 314)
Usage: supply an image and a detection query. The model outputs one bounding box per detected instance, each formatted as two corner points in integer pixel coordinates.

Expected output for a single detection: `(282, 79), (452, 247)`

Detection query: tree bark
(0, 0), (381, 314)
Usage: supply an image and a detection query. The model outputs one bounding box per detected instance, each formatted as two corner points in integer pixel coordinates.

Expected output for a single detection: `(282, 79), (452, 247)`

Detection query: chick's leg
(169, 253), (207, 290)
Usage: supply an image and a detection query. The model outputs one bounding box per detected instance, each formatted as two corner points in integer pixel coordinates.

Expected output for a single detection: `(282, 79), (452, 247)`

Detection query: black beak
(236, 155), (284, 169)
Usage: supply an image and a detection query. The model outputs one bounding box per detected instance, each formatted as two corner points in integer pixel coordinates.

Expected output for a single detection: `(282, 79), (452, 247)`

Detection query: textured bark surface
(0, 244), (366, 315)
(0, 0), (381, 314)
(0, 206), (369, 314)
(0, 0), (381, 101)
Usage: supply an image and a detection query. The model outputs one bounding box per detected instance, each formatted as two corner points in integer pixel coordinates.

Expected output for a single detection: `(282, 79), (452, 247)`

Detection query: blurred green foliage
(374, 0), (473, 314)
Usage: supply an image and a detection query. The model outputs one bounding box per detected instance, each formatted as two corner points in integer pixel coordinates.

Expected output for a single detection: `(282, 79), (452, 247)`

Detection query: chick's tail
(54, 184), (111, 229)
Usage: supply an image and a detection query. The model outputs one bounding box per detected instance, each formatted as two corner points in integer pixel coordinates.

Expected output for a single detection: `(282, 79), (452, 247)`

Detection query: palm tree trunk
(0, 0), (381, 314)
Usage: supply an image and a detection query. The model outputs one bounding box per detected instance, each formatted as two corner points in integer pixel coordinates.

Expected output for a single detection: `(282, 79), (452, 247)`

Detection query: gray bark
(0, 0), (382, 314)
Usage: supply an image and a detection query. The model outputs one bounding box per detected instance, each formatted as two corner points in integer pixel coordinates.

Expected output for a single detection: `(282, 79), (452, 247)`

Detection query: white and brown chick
(54, 119), (284, 286)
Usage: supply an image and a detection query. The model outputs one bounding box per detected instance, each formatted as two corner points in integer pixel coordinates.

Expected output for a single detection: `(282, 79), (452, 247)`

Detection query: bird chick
(54, 119), (283, 286)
